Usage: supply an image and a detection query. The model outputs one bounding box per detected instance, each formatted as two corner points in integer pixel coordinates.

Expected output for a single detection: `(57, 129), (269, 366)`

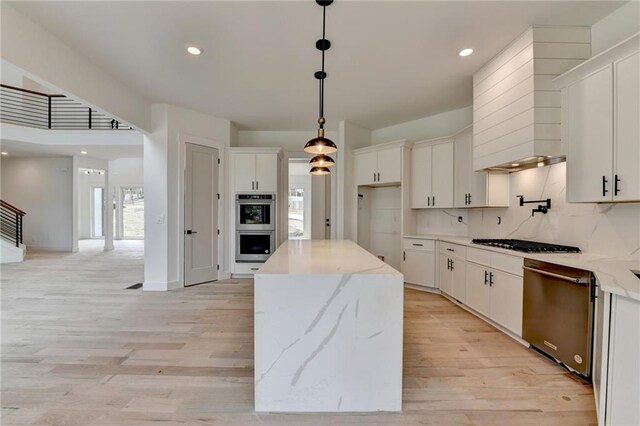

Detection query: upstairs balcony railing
(0, 200), (26, 248)
(0, 83), (132, 130)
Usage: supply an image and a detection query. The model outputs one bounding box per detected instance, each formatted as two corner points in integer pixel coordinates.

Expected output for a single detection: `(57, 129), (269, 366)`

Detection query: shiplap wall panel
(472, 26), (590, 170)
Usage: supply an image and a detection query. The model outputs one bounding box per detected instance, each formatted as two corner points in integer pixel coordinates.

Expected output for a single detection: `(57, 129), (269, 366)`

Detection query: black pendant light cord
(319, 5), (326, 125)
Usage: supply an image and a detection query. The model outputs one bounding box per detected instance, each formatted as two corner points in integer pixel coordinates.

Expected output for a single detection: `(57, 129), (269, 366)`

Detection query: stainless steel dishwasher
(522, 258), (595, 380)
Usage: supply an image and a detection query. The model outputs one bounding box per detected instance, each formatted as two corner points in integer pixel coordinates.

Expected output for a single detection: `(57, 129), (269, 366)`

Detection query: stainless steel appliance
(522, 258), (595, 379)
(472, 239), (581, 253)
(236, 230), (275, 263)
(236, 194), (275, 231)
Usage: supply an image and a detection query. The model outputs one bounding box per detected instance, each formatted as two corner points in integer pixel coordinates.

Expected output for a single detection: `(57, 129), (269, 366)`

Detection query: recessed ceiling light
(511, 163), (520, 167)
(81, 151), (88, 155)
(187, 46), (203, 56)
(1, 152), (8, 156)
(459, 48), (474, 57)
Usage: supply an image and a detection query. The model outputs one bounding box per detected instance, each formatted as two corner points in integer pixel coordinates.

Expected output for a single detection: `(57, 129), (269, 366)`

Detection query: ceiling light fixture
(304, 0), (337, 174)
(309, 153), (335, 168)
(80, 150), (88, 155)
(1, 152), (8, 156)
(187, 46), (203, 56)
(459, 48), (474, 57)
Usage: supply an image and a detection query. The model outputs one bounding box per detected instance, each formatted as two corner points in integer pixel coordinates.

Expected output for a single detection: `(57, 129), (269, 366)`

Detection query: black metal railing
(1, 200), (26, 248)
(0, 84), (132, 130)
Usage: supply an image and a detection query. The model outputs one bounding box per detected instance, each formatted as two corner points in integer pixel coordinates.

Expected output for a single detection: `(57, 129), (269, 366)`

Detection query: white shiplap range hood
(472, 26), (591, 171)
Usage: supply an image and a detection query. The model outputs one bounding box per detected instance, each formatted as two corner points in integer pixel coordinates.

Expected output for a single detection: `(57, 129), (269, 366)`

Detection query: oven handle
(522, 266), (589, 284)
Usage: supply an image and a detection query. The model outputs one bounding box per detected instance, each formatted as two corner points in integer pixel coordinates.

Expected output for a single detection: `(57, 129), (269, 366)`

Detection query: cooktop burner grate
(471, 239), (581, 253)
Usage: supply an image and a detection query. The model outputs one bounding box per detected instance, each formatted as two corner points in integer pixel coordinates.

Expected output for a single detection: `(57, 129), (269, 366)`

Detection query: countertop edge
(403, 234), (640, 302)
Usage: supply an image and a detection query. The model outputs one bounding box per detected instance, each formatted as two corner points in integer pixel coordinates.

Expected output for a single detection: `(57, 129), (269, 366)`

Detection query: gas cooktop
(471, 239), (581, 253)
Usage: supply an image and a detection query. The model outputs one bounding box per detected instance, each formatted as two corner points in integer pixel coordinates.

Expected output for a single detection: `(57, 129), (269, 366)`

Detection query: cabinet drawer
(439, 242), (466, 258)
(467, 247), (492, 267)
(491, 253), (523, 276)
(403, 238), (435, 251)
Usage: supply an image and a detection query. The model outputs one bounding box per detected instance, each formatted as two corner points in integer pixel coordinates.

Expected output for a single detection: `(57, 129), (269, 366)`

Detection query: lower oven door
(522, 259), (594, 378)
(236, 231), (275, 263)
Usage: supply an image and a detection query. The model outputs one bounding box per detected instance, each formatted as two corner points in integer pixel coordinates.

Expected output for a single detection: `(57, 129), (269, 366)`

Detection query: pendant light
(305, 0), (336, 175)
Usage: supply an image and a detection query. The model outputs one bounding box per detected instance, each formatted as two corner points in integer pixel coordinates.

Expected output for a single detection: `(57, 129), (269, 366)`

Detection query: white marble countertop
(257, 240), (401, 276)
(404, 234), (640, 302)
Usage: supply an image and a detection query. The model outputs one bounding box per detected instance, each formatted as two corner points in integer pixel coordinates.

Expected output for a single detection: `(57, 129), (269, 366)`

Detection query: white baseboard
(26, 245), (73, 252)
(143, 280), (180, 291)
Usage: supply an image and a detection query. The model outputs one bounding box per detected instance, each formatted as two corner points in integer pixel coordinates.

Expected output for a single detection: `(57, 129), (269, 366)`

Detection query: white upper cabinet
(473, 26), (591, 170)
(410, 138), (454, 208)
(230, 149), (281, 193)
(354, 143), (403, 186)
(557, 34), (640, 203)
(453, 126), (509, 208)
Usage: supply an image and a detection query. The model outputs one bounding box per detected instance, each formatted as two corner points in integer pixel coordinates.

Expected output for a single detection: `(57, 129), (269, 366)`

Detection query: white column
(103, 161), (114, 251)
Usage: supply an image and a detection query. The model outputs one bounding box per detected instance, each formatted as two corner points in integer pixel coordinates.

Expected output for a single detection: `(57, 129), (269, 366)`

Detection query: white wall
(591, 1), (640, 56)
(144, 104), (232, 291)
(0, 5), (151, 131)
(370, 106), (472, 145)
(338, 121), (372, 241)
(236, 130), (338, 153)
(1, 156), (73, 250)
(415, 162), (640, 259)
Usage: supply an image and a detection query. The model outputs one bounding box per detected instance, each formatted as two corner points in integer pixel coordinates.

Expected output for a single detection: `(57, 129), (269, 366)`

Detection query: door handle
(185, 230), (197, 235)
(522, 266), (589, 284)
(602, 176), (608, 197)
(614, 174), (620, 196)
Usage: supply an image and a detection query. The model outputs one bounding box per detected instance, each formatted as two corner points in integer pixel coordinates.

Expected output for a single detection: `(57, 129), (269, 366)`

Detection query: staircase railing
(0, 84), (132, 130)
(0, 200), (26, 247)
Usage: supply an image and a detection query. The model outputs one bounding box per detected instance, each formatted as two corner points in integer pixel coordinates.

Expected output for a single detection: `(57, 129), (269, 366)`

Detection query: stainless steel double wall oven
(235, 194), (276, 262)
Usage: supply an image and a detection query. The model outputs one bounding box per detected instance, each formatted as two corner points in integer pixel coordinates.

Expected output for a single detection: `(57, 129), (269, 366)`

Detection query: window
(92, 187), (104, 237)
(121, 187), (144, 239)
(288, 187), (305, 239)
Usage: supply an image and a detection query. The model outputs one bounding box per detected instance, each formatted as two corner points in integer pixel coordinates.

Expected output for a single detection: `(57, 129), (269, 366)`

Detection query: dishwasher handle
(523, 265), (589, 284)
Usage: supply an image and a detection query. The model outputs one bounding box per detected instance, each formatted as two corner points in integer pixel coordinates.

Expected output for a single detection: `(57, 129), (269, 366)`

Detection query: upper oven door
(236, 199), (274, 230)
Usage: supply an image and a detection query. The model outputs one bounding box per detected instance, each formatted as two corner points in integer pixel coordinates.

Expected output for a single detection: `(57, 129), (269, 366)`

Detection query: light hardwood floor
(1, 242), (596, 425)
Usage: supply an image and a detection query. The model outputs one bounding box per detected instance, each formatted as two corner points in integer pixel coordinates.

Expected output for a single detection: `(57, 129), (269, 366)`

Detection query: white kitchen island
(254, 240), (404, 412)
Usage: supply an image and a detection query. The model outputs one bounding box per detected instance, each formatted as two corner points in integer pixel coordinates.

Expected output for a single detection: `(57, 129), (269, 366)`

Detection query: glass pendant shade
(310, 166), (331, 175)
(304, 136), (337, 155)
(309, 154), (335, 168)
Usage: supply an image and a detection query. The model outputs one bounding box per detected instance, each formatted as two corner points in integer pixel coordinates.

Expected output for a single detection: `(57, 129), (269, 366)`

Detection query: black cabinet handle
(489, 272), (494, 287)
(450, 259), (454, 271)
(432, 196), (435, 206)
(412, 243), (423, 247)
(403, 251), (406, 261)
(185, 230), (197, 235)
(484, 270), (488, 285)
(427, 196), (431, 207)
(373, 172), (376, 182)
(377, 172), (381, 181)
(447, 258), (451, 270)
(446, 248), (454, 252)
(468, 193), (472, 205)
(615, 174), (621, 196)
(602, 176), (608, 197)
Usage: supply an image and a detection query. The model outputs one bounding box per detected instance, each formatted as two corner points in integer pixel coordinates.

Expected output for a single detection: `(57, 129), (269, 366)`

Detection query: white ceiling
(9, 1), (625, 131)
(0, 139), (143, 160)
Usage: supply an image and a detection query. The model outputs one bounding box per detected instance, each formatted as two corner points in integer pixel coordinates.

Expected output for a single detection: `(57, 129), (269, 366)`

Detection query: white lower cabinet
(402, 238), (435, 289)
(465, 261), (523, 336)
(600, 293), (640, 425)
(438, 242), (466, 303)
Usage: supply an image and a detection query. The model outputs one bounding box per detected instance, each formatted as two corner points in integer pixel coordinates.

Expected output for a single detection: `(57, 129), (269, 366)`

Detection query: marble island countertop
(258, 240), (401, 276)
(404, 234), (640, 302)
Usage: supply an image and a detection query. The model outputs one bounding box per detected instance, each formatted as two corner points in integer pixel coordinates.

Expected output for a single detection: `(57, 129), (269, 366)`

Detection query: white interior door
(185, 143), (219, 286)
(310, 173), (331, 240)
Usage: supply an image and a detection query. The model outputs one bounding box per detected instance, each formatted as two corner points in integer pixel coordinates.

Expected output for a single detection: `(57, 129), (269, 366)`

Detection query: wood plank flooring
(1, 242), (596, 425)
